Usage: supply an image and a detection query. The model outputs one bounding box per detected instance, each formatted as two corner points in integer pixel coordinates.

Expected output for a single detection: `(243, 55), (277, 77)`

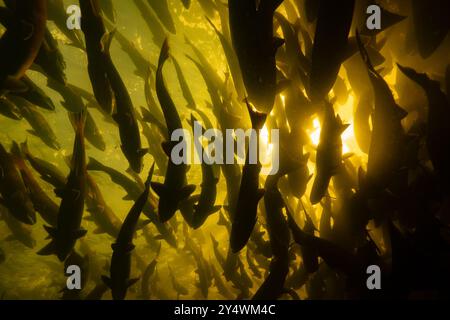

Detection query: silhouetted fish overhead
(0, 0), (449, 301)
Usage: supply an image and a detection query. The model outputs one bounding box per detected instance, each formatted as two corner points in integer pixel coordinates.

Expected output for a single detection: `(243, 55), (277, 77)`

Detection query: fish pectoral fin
(101, 275), (112, 288)
(37, 241), (57, 256)
(44, 225), (58, 238)
(54, 188), (64, 198)
(208, 206), (222, 215)
(137, 148), (148, 157)
(73, 228), (87, 240)
(100, 30), (116, 55)
(3, 76), (28, 93)
(122, 194), (134, 201)
(127, 277), (140, 288)
(93, 227), (104, 235)
(26, 130), (38, 137)
(179, 185), (196, 200)
(161, 141), (172, 157)
(150, 182), (166, 197)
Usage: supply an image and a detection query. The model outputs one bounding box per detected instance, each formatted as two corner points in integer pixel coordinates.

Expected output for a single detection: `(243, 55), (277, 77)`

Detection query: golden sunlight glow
(309, 117), (321, 147)
(260, 124), (274, 173)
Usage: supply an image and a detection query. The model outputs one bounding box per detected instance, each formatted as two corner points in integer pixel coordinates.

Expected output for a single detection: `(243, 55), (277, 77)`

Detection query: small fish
(310, 102), (349, 204)
(308, 0), (354, 102)
(102, 31), (147, 173)
(11, 76), (55, 111)
(0, 96), (22, 120)
(230, 101), (266, 253)
(102, 164), (155, 300)
(0, 203), (35, 248)
(210, 263), (234, 299)
(132, 0), (166, 46)
(38, 110), (87, 261)
(20, 140), (67, 191)
(141, 245), (160, 300)
(10, 142), (59, 227)
(33, 27), (67, 85)
(85, 174), (122, 238)
(9, 95), (61, 150)
(169, 265), (189, 299)
(0, 143), (36, 225)
(151, 39), (196, 222)
(47, 0), (84, 49)
(79, 0), (113, 115)
(47, 78), (85, 113)
(229, 0), (284, 112)
(146, 0), (176, 34)
(0, 0), (47, 93)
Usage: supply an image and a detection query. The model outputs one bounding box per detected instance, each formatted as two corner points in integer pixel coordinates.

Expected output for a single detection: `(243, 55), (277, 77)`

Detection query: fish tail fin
(144, 162), (155, 189)
(87, 157), (104, 171)
(310, 173), (331, 205)
(101, 29), (116, 56)
(158, 38), (170, 70)
(244, 99), (267, 130)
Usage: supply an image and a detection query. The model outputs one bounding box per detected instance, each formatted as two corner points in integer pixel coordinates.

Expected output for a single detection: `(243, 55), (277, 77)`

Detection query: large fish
(69, 109), (106, 151)
(229, 0), (284, 113)
(230, 101), (267, 253)
(8, 95), (61, 151)
(397, 64), (450, 192)
(102, 32), (147, 173)
(10, 142), (59, 227)
(38, 110), (87, 261)
(151, 39), (195, 222)
(357, 33), (407, 192)
(0, 143), (36, 225)
(102, 164), (154, 300)
(310, 102), (349, 204)
(79, 0), (113, 115)
(180, 115), (221, 229)
(308, 0), (354, 102)
(0, 0), (47, 93)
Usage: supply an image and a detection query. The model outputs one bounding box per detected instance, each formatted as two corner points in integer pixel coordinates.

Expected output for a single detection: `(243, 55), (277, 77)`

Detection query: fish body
(10, 142), (58, 227)
(102, 165), (154, 300)
(38, 111), (87, 261)
(0, 204), (35, 248)
(0, 143), (36, 225)
(0, 0), (47, 92)
(79, 0), (113, 114)
(310, 102), (349, 204)
(151, 39), (195, 222)
(230, 102), (267, 253)
(229, 0), (284, 112)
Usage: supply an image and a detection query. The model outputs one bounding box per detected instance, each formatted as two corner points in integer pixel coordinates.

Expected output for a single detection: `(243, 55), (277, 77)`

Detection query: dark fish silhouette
(38, 110), (87, 261)
(11, 76), (55, 111)
(308, 0), (354, 102)
(0, 96), (22, 120)
(79, 0), (114, 115)
(310, 102), (349, 204)
(397, 64), (450, 192)
(132, 0), (166, 46)
(0, 143), (36, 225)
(146, 0), (176, 34)
(10, 142), (59, 227)
(69, 109), (106, 151)
(102, 164), (154, 300)
(100, 0), (116, 23)
(0, 203), (35, 248)
(8, 95), (61, 151)
(0, 0), (47, 93)
(229, 0), (284, 112)
(151, 39), (195, 222)
(230, 101), (267, 253)
(20, 141), (67, 191)
(102, 31), (147, 173)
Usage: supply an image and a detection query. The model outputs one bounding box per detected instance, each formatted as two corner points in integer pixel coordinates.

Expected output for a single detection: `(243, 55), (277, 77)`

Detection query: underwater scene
(0, 0), (449, 300)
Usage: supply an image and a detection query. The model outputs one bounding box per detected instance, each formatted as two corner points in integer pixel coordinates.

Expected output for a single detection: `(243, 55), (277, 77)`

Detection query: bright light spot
(280, 94), (286, 108)
(260, 125), (274, 173)
(309, 117), (321, 147)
